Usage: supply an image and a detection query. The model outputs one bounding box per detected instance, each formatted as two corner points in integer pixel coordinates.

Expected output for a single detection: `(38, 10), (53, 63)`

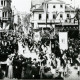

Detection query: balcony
(2, 17), (9, 21)
(31, 19), (65, 24)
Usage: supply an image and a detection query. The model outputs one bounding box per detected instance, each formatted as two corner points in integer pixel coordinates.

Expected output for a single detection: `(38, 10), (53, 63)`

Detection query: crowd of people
(0, 30), (80, 79)
(0, 32), (18, 61)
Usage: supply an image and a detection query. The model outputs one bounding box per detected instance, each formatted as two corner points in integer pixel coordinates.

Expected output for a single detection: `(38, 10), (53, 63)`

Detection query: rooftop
(46, 0), (65, 4)
(33, 5), (44, 12)
(65, 5), (75, 12)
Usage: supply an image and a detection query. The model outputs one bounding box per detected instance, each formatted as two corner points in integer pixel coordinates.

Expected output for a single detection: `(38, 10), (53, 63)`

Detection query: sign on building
(59, 32), (68, 50)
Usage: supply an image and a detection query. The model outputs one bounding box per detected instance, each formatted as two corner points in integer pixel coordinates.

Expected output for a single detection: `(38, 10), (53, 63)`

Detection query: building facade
(0, 0), (12, 30)
(12, 6), (21, 31)
(31, 0), (76, 30)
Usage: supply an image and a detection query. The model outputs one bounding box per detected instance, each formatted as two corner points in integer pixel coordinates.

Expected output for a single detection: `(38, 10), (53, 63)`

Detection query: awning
(56, 22), (78, 26)
(33, 27), (50, 31)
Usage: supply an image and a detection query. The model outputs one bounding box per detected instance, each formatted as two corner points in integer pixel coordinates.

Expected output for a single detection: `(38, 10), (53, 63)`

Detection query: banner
(34, 31), (41, 42)
(6, 24), (10, 30)
(59, 32), (68, 50)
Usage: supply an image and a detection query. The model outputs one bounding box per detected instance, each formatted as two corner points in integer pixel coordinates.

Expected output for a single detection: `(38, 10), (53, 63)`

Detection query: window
(2, 12), (7, 18)
(1, 0), (6, 6)
(5, 12), (7, 17)
(47, 14), (48, 19)
(47, 4), (48, 8)
(39, 14), (41, 20)
(53, 14), (56, 19)
(60, 5), (63, 8)
(4, 1), (5, 6)
(60, 14), (63, 18)
(3, 12), (4, 17)
(67, 14), (70, 18)
(53, 5), (55, 8)
(1, 0), (3, 6)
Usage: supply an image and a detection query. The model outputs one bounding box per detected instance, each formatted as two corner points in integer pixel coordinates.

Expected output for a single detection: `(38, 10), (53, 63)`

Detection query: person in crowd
(76, 54), (80, 76)
(24, 61), (32, 79)
(55, 72), (64, 80)
(17, 55), (23, 79)
(0, 64), (4, 79)
(7, 55), (13, 79)
(62, 53), (67, 76)
(42, 67), (53, 79)
(41, 43), (47, 54)
(56, 57), (61, 70)
(21, 58), (28, 79)
(13, 53), (19, 79)
(31, 63), (39, 79)
(51, 54), (57, 69)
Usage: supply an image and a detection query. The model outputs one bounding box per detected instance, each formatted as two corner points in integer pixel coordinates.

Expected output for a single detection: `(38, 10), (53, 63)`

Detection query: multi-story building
(0, 0), (12, 30)
(31, 0), (76, 28)
(31, 0), (79, 38)
(12, 6), (21, 31)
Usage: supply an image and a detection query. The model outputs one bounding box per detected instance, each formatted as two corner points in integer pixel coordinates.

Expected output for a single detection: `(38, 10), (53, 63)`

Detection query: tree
(23, 14), (31, 27)
(75, 8), (80, 20)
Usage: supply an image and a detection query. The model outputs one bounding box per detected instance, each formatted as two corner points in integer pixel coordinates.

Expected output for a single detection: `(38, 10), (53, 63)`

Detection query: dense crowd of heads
(0, 32), (18, 61)
(0, 31), (79, 79)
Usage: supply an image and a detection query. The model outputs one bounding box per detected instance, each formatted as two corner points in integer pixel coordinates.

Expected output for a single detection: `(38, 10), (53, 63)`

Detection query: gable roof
(32, 0), (75, 12)
(33, 5), (44, 12)
(46, 0), (65, 4)
(32, 0), (45, 6)
(65, 5), (75, 12)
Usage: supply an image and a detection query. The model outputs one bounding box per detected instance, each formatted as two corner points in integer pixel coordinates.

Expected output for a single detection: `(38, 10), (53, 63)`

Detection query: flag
(0, 27), (2, 30)
(59, 32), (68, 50)
(34, 31), (41, 42)
(44, 0), (48, 27)
(6, 24), (10, 30)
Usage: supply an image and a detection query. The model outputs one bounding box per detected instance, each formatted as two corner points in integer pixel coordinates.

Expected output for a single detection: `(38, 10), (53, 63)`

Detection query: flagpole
(45, 0), (47, 28)
(74, 0), (75, 9)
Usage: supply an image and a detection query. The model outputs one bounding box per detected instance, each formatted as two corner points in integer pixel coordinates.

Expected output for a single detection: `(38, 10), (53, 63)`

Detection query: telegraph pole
(45, 0), (47, 28)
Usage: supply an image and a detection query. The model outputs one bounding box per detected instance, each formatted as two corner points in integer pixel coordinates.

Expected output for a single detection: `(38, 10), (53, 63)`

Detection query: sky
(12, 0), (31, 13)
(11, 0), (80, 13)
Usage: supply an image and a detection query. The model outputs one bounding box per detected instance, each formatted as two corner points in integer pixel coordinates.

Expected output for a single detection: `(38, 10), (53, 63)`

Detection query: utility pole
(45, 0), (47, 28)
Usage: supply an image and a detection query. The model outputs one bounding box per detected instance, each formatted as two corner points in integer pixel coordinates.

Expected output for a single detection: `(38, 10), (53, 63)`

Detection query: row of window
(3, 12), (8, 18)
(47, 4), (63, 8)
(39, 14), (70, 20)
(1, 0), (6, 6)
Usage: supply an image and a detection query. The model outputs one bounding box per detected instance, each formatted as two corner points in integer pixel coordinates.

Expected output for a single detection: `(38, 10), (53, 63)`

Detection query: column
(7, 11), (8, 19)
